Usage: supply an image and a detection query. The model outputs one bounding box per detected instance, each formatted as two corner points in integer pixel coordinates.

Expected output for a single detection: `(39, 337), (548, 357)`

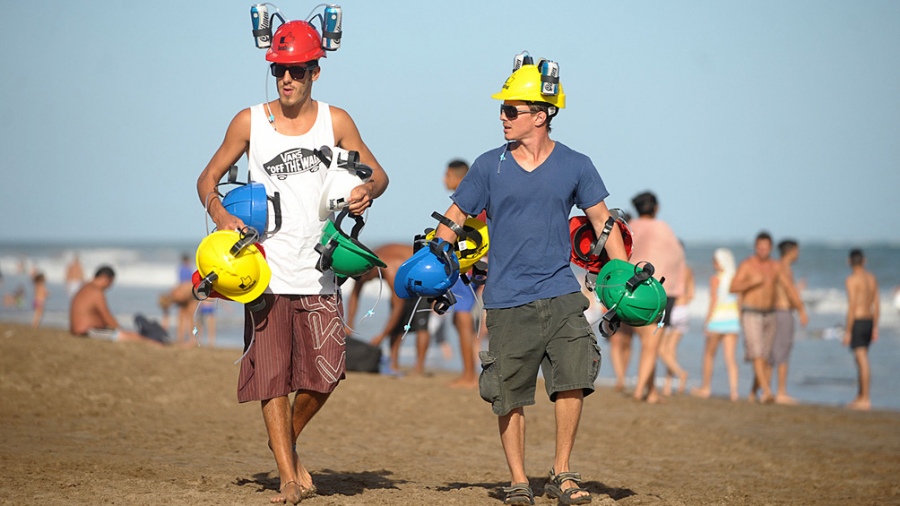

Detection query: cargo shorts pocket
(589, 341), (602, 383)
(478, 351), (501, 404)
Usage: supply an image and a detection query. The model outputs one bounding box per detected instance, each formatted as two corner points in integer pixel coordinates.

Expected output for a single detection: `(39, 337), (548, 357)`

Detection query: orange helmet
(266, 21), (326, 64)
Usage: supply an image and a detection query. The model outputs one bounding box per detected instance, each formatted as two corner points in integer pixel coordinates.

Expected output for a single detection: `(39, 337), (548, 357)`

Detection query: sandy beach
(1, 322), (898, 506)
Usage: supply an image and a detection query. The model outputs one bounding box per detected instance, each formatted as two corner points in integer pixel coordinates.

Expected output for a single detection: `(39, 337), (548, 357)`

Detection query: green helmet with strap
(596, 259), (667, 328)
(315, 210), (386, 280)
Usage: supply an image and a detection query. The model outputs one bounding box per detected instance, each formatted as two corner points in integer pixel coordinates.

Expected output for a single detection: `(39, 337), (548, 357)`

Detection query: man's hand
(347, 183), (374, 215)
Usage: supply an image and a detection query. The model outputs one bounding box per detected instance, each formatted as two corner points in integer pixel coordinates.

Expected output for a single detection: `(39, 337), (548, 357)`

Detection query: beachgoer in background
(659, 253), (693, 396)
(730, 231), (804, 403)
(433, 57), (627, 505)
(65, 253), (85, 298)
(177, 254), (198, 344)
(442, 158), (481, 389)
(624, 191), (686, 403)
(69, 266), (161, 345)
(3, 284), (26, 308)
(427, 312), (455, 361)
(196, 301), (217, 347)
(195, 17), (389, 504)
(158, 273), (198, 346)
(692, 248), (741, 401)
(843, 248), (879, 410)
(31, 271), (49, 328)
(608, 325), (634, 392)
(771, 239), (809, 405)
(345, 244), (428, 375)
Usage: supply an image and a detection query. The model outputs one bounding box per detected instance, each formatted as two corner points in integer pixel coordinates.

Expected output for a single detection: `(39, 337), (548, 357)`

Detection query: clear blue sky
(2, 1), (898, 246)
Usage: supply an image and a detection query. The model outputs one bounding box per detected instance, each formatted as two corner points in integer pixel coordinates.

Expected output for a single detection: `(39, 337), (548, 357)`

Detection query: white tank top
(248, 101), (336, 294)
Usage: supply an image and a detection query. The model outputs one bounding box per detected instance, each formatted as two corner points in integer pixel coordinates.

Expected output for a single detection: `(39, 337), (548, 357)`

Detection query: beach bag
(134, 314), (170, 344)
(345, 336), (381, 373)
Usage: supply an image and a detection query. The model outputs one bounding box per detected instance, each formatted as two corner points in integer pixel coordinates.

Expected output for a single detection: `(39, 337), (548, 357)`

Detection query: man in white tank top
(196, 19), (389, 505)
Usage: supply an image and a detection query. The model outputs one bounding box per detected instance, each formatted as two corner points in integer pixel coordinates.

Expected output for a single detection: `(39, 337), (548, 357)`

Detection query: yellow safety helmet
(195, 229), (271, 304)
(491, 64), (566, 109)
(425, 217), (489, 273)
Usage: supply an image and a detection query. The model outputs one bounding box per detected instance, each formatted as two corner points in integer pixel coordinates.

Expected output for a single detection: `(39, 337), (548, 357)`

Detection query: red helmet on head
(569, 214), (634, 273)
(266, 21), (326, 64)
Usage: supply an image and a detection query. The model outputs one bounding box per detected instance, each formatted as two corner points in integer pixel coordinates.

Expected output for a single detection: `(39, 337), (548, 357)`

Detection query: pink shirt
(628, 217), (686, 297)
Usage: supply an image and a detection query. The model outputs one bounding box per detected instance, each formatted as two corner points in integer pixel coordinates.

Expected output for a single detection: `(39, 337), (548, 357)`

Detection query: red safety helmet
(266, 21), (326, 64)
(569, 214), (633, 273)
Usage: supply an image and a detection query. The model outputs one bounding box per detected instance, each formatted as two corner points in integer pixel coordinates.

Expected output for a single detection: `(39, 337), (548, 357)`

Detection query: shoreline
(2, 322), (899, 505)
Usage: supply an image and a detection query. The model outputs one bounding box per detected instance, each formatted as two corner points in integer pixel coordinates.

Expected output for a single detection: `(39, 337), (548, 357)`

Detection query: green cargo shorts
(478, 291), (602, 416)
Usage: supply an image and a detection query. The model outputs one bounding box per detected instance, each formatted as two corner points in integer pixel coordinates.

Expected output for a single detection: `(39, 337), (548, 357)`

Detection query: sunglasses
(270, 63), (316, 78)
(500, 104), (536, 120)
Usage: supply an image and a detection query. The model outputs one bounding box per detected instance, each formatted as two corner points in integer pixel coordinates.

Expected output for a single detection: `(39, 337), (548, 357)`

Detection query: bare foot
(690, 387), (711, 399)
(271, 480), (302, 504)
(847, 399), (871, 411)
(730, 392), (739, 402)
(448, 376), (478, 389)
(759, 393), (775, 404)
(614, 383), (625, 393)
(289, 449), (316, 498)
(774, 394), (799, 405)
(678, 371), (688, 394)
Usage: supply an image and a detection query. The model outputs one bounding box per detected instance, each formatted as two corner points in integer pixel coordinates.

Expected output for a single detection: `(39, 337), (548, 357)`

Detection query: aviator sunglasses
(500, 104), (536, 120)
(270, 63), (317, 78)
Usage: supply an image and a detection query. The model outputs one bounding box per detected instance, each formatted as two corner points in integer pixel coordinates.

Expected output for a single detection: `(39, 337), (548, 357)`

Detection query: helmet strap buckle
(431, 291), (457, 315)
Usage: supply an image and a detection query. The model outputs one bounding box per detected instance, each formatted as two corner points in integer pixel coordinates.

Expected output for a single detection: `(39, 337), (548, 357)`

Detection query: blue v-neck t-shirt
(451, 142), (610, 309)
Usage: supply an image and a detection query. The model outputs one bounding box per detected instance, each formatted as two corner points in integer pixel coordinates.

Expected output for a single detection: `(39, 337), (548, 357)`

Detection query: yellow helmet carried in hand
(491, 63), (565, 109)
(195, 228), (271, 304)
(425, 216), (490, 273)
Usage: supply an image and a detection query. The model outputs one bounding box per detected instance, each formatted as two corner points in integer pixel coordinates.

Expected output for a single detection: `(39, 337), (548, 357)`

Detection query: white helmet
(317, 146), (372, 220)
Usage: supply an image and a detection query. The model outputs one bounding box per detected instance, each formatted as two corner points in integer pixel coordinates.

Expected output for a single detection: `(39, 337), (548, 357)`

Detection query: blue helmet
(222, 182), (282, 237)
(394, 239), (460, 299)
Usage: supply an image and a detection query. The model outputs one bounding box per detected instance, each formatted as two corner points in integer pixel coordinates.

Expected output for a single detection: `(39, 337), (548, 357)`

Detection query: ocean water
(2, 240), (899, 411)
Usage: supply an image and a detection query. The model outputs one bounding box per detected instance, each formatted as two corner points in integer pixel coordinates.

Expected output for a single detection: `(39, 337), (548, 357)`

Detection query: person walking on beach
(344, 244), (430, 375)
(730, 231), (804, 403)
(659, 257), (693, 396)
(69, 266), (162, 345)
(770, 239), (808, 404)
(621, 191), (686, 403)
(693, 248), (741, 401)
(432, 55), (627, 505)
(442, 159), (482, 389)
(195, 18), (388, 504)
(843, 249), (879, 410)
(31, 271), (49, 328)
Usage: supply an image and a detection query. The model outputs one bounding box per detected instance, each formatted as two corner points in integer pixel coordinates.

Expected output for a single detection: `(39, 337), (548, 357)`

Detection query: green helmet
(316, 209), (386, 280)
(596, 259), (667, 328)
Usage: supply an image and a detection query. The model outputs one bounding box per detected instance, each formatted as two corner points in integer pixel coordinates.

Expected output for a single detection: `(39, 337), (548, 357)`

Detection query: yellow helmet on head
(491, 63), (565, 109)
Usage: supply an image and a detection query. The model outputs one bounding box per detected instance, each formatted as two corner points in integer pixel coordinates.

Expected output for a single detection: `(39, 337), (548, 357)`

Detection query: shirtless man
(843, 249), (879, 410)
(344, 244), (430, 374)
(70, 266), (161, 345)
(771, 240), (809, 404)
(730, 232), (802, 403)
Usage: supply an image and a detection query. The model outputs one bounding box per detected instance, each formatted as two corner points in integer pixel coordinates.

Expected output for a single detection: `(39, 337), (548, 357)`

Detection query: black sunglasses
(270, 63), (316, 78)
(500, 104), (536, 120)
